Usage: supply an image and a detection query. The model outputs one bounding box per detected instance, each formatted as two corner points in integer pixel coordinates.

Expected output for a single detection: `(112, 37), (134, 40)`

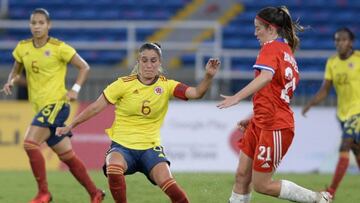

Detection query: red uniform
(240, 39), (300, 172)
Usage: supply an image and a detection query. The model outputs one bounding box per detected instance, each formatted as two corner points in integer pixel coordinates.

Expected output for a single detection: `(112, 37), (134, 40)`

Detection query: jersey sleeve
(324, 58), (333, 81)
(12, 43), (22, 63)
(253, 44), (277, 74)
(59, 42), (76, 63)
(168, 79), (189, 100)
(103, 79), (125, 104)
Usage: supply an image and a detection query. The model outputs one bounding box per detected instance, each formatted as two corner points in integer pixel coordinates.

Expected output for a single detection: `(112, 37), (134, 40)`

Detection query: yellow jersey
(12, 37), (76, 112)
(103, 74), (181, 150)
(324, 50), (360, 121)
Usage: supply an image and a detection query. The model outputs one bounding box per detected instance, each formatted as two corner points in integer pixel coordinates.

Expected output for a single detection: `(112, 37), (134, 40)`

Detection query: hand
(56, 126), (72, 137)
(1, 80), (15, 95)
(66, 90), (79, 101)
(301, 105), (311, 117)
(237, 119), (250, 132)
(205, 58), (220, 77)
(217, 94), (240, 109)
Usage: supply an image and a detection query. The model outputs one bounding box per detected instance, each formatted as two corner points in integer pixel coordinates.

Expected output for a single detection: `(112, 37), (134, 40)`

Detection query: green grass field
(0, 171), (359, 202)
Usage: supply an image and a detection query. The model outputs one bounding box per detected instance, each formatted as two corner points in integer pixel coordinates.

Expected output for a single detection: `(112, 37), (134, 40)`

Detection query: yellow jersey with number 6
(324, 51), (360, 121)
(103, 75), (180, 150)
(12, 38), (76, 112)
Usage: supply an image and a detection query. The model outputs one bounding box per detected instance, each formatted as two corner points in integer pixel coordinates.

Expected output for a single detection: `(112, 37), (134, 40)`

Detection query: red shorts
(239, 120), (294, 173)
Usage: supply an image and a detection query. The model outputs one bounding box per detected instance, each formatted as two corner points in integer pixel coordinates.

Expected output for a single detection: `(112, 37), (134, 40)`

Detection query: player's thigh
(24, 125), (51, 144)
(235, 151), (253, 180)
(149, 162), (172, 185)
(106, 151), (128, 171)
(51, 136), (72, 155)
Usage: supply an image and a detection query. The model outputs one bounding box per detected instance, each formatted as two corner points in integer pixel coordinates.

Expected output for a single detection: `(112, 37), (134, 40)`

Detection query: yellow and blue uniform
(325, 50), (360, 141)
(103, 74), (183, 150)
(102, 74), (188, 182)
(12, 37), (76, 145)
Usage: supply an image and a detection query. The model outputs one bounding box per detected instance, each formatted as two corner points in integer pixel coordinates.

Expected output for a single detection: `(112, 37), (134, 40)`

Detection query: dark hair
(335, 27), (355, 41)
(138, 42), (162, 57)
(31, 8), (50, 22)
(256, 6), (304, 52)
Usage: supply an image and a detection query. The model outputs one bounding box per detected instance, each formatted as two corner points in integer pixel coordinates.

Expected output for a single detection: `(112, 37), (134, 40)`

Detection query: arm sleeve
(59, 42), (77, 63)
(324, 58), (333, 81)
(103, 79), (124, 104)
(12, 43), (22, 63)
(253, 45), (277, 74)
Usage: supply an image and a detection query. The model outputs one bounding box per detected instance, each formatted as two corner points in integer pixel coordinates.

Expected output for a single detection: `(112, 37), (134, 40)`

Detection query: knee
(23, 140), (40, 151)
(57, 150), (75, 162)
(253, 181), (270, 195)
(235, 170), (251, 185)
(107, 164), (125, 176)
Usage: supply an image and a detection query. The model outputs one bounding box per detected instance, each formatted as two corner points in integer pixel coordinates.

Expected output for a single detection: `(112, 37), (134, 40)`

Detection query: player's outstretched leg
(160, 178), (189, 203)
(24, 140), (52, 203)
(107, 164), (127, 203)
(59, 150), (104, 203)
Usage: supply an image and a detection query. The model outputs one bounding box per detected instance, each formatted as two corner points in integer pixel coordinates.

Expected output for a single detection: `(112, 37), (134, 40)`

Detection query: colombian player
(56, 42), (220, 203)
(303, 27), (360, 198)
(1, 8), (104, 203)
(217, 6), (332, 203)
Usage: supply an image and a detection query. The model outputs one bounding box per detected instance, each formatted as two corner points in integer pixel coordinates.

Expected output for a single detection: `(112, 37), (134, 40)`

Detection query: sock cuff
(23, 140), (40, 150)
(160, 178), (176, 192)
(107, 164), (125, 175)
(229, 191), (251, 202)
(58, 150), (75, 161)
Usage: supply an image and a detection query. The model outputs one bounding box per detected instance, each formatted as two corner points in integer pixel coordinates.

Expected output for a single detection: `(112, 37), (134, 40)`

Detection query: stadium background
(0, 0), (360, 201)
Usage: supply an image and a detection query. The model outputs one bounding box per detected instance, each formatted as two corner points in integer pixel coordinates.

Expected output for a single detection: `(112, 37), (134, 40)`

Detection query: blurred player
(56, 42), (220, 203)
(302, 27), (360, 198)
(1, 8), (104, 203)
(217, 6), (332, 203)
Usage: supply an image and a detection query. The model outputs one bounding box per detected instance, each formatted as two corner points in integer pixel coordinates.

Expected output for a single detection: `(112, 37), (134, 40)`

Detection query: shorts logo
(154, 86), (163, 95)
(261, 162), (270, 168)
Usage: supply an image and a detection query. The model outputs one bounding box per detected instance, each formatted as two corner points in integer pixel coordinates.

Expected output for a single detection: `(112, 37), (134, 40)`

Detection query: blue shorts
(103, 141), (170, 185)
(341, 113), (360, 143)
(31, 103), (73, 146)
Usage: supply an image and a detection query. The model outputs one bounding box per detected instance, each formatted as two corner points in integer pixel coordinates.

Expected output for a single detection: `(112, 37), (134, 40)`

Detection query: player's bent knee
(253, 181), (271, 195)
(57, 150), (75, 161)
(23, 140), (40, 151)
(107, 164), (125, 176)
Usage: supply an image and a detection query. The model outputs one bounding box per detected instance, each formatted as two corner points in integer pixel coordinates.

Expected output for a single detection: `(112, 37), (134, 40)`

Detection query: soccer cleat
(317, 191), (333, 203)
(29, 192), (52, 203)
(91, 189), (105, 203)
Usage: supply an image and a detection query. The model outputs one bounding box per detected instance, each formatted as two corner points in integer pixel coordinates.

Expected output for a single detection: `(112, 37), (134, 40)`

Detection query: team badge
(348, 62), (354, 69)
(44, 50), (51, 57)
(154, 86), (163, 95)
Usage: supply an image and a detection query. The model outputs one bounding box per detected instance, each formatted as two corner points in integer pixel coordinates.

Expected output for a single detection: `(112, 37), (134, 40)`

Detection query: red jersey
(252, 39), (299, 130)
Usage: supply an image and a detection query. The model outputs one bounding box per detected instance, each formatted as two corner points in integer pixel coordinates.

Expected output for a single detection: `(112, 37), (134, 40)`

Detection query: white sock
(278, 180), (317, 203)
(229, 191), (251, 203)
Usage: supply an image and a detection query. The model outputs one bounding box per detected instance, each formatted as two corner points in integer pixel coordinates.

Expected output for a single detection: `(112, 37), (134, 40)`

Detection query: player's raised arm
(184, 58), (220, 99)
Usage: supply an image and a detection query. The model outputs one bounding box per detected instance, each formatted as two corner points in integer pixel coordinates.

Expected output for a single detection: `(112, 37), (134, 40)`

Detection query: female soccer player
(302, 27), (360, 198)
(1, 8), (104, 203)
(56, 42), (220, 203)
(217, 6), (332, 203)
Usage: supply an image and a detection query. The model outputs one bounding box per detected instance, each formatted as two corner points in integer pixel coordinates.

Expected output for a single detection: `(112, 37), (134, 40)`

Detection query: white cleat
(318, 191), (333, 203)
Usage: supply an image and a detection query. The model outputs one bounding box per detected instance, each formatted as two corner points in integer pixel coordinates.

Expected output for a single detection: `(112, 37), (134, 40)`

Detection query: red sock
(329, 156), (349, 192)
(24, 140), (48, 194)
(160, 178), (189, 203)
(107, 164), (127, 203)
(60, 151), (97, 197)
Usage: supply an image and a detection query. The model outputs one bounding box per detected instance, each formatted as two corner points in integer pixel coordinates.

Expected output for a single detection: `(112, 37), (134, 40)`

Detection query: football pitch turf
(1, 171), (359, 202)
